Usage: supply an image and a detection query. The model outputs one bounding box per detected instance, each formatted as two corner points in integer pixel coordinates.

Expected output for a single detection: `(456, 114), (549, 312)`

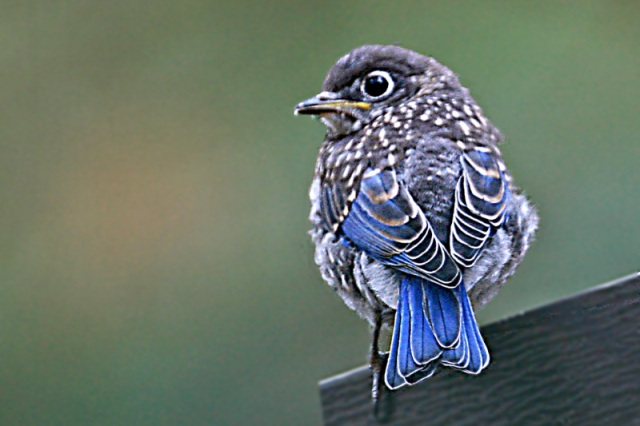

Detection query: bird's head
(294, 45), (460, 139)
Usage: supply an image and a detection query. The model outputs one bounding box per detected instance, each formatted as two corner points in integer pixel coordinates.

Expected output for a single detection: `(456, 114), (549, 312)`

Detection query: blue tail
(384, 276), (490, 389)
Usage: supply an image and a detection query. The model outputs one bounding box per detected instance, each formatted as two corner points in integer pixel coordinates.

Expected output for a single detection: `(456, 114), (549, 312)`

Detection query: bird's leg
(370, 312), (383, 403)
(370, 311), (391, 420)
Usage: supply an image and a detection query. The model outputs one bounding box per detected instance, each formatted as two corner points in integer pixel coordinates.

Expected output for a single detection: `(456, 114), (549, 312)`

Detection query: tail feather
(405, 362), (438, 385)
(459, 284), (490, 373)
(396, 282), (422, 379)
(441, 324), (470, 369)
(385, 276), (490, 390)
(384, 286), (406, 390)
(407, 278), (440, 365)
(424, 280), (462, 348)
(384, 338), (403, 389)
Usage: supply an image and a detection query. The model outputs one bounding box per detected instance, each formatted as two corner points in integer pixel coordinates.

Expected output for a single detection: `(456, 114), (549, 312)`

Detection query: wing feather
(450, 148), (510, 267)
(334, 167), (462, 288)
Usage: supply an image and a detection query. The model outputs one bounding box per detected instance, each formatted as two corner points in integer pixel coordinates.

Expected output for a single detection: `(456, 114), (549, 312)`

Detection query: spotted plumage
(295, 45), (538, 405)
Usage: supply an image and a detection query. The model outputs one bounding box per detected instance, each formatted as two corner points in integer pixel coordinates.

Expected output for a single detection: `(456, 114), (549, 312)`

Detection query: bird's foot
(371, 351), (393, 422)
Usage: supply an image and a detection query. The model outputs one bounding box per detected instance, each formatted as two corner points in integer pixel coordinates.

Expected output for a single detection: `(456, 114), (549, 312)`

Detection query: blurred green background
(1, 1), (638, 425)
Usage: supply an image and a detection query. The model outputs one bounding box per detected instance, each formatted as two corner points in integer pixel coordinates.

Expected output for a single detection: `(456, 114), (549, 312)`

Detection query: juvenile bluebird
(295, 45), (538, 406)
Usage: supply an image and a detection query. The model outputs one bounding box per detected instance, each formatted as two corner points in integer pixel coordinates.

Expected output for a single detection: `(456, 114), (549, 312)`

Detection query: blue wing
(449, 147), (510, 267)
(319, 160), (497, 389)
(339, 168), (461, 288)
(323, 167), (467, 387)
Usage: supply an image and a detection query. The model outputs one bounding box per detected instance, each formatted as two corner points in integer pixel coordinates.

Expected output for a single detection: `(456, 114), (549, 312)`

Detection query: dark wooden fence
(320, 273), (640, 425)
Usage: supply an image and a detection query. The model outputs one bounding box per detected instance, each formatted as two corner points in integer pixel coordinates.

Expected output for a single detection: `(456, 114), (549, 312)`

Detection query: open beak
(294, 91), (371, 116)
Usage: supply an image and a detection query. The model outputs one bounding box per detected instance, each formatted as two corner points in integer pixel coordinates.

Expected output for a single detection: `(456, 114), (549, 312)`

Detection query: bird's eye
(361, 71), (394, 100)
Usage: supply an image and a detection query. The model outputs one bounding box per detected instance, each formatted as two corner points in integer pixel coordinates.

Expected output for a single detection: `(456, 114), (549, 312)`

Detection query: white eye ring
(360, 70), (395, 100)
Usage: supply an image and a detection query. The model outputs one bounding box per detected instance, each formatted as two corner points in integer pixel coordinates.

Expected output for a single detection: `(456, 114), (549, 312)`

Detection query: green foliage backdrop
(1, 2), (638, 425)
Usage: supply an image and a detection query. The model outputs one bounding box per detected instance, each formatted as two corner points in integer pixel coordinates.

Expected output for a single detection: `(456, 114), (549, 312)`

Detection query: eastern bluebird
(295, 45), (538, 408)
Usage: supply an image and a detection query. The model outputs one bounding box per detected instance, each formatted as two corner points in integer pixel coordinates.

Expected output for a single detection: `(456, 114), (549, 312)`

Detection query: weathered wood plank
(320, 273), (640, 425)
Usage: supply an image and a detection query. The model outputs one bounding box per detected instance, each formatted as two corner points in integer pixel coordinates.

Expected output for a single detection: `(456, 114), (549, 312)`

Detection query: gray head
(295, 45), (463, 138)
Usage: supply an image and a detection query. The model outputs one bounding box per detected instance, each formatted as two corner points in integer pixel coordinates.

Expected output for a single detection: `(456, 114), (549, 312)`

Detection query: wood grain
(320, 273), (640, 425)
